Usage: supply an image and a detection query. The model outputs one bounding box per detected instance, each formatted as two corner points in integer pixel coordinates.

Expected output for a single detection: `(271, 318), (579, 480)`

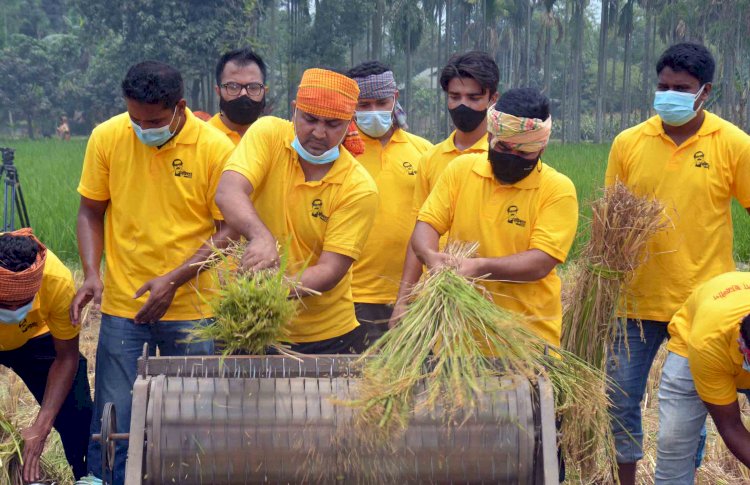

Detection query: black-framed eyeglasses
(221, 82), (265, 97)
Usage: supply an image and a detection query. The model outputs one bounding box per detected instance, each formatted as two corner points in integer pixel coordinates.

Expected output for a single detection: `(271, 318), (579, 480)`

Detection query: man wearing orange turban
(216, 68), (379, 353)
(0, 229), (93, 482)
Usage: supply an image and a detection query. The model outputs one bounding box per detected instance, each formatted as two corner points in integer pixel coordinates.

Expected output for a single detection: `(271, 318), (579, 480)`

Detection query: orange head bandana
(0, 228), (47, 306)
(296, 68), (360, 120)
(487, 105), (552, 153)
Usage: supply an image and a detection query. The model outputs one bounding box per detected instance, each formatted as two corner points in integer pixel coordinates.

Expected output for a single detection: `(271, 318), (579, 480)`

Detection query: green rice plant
(0, 414), (68, 485)
(190, 242), (300, 356)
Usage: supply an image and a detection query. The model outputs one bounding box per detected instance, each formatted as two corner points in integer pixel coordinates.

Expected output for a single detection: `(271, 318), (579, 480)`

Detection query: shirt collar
(471, 156), (543, 189)
(441, 130), (488, 154)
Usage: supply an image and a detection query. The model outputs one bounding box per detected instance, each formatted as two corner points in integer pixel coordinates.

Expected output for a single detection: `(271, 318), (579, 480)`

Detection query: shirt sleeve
(207, 137), (236, 220)
(689, 341), (739, 406)
(43, 270), (80, 341)
(417, 164), (455, 236)
(223, 117), (278, 191)
(604, 135), (625, 187)
(77, 128), (111, 201)
(731, 140), (750, 208)
(322, 186), (379, 261)
(529, 175), (579, 263)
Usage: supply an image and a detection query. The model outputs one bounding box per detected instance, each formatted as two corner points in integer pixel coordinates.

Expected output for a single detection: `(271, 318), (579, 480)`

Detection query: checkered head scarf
(0, 228), (46, 306)
(487, 105), (552, 153)
(351, 70), (408, 129)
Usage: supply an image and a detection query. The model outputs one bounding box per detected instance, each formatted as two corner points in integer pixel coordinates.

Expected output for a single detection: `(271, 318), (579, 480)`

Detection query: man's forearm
(34, 352), (78, 432)
(164, 222), (239, 288)
(471, 249), (558, 282)
(718, 424), (750, 467)
(76, 209), (104, 277)
(215, 173), (273, 242)
(395, 244), (423, 303)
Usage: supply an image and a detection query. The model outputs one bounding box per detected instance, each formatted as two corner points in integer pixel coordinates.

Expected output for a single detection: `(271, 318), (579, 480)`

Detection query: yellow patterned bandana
(487, 105), (552, 153)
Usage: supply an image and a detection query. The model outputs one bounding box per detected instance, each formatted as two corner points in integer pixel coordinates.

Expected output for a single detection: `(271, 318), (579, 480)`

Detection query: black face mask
(488, 150), (539, 184)
(448, 104), (487, 132)
(220, 95), (265, 125)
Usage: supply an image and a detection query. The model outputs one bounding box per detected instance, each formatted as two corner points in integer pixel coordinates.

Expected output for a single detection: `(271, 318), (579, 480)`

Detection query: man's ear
(489, 91), (499, 106)
(394, 91), (400, 103)
(214, 85), (221, 99)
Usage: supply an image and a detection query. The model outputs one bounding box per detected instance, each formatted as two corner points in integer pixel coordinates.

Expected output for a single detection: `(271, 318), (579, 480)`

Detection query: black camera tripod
(1, 147), (30, 232)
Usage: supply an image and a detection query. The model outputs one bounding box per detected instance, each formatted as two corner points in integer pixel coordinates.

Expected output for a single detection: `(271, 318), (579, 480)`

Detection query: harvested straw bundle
(348, 242), (610, 458)
(562, 181), (668, 369)
(560, 181), (668, 482)
(190, 242), (300, 356)
(0, 414), (63, 485)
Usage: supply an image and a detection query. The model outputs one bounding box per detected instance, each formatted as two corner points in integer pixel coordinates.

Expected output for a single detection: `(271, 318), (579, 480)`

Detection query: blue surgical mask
(653, 85), (706, 126)
(355, 110), (393, 138)
(291, 109), (347, 165)
(131, 106), (180, 147)
(0, 300), (33, 324)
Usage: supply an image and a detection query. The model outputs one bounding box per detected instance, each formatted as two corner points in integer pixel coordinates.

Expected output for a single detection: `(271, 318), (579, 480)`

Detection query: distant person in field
(392, 87), (578, 350)
(0, 229), (92, 482)
(56, 115), (71, 141)
(604, 42), (750, 485)
(215, 68), (379, 354)
(345, 61), (432, 343)
(658, 272), (750, 477)
(72, 60), (236, 484)
(208, 48), (267, 146)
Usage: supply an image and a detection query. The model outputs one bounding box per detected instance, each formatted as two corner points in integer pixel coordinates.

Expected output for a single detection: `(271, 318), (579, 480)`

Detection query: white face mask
(0, 299), (33, 324)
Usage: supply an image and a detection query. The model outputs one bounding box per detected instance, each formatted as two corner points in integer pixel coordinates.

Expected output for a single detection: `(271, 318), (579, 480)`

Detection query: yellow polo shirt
(207, 114), (242, 146)
(351, 129), (432, 304)
(78, 108), (235, 320)
(224, 116), (379, 343)
(0, 250), (79, 351)
(412, 131), (488, 213)
(418, 154), (578, 346)
(606, 112), (750, 322)
(667, 272), (750, 405)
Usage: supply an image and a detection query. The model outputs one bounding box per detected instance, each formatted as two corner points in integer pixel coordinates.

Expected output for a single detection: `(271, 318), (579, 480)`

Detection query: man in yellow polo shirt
(345, 61), (432, 341)
(208, 48), (267, 145)
(216, 68), (378, 353)
(0, 229), (92, 482)
(412, 51), (499, 212)
(656, 272), (750, 481)
(72, 61), (236, 484)
(393, 88), (578, 347)
(604, 43), (750, 485)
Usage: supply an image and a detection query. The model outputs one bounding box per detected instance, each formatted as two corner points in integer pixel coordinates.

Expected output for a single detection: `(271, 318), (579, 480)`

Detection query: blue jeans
(87, 314), (214, 484)
(656, 352), (710, 484)
(607, 319), (705, 466)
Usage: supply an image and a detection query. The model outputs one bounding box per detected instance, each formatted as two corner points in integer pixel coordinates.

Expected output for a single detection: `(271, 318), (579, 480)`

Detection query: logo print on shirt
(172, 159), (193, 178)
(311, 199), (329, 222)
(506, 205), (526, 227)
(693, 151), (709, 169)
(402, 161), (417, 176)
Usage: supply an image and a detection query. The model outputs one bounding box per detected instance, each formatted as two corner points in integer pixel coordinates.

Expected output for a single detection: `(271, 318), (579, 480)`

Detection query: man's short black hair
(121, 61), (184, 108)
(656, 42), (715, 85)
(215, 48), (267, 85)
(345, 61), (391, 79)
(740, 313), (750, 345)
(495, 88), (550, 120)
(440, 51), (500, 96)
(0, 234), (38, 272)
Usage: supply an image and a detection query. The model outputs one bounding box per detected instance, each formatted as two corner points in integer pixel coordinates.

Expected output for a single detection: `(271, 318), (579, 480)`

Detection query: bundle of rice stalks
(191, 241), (303, 356)
(560, 182), (669, 482)
(346, 241), (610, 465)
(562, 181), (668, 368)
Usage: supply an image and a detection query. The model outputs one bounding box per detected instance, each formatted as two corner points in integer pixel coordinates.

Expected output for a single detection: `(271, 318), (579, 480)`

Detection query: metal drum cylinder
(125, 355), (557, 484)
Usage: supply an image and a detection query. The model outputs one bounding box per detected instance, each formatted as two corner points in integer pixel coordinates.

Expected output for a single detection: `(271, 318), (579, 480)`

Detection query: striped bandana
(487, 105), (552, 153)
(352, 71), (408, 129)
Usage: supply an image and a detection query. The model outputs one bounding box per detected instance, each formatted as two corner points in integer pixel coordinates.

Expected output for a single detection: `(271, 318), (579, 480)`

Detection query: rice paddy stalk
(560, 181), (669, 482)
(190, 241), (306, 356)
(344, 241), (610, 478)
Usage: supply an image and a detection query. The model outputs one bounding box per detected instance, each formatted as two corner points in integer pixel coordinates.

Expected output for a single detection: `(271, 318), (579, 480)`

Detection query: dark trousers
(287, 324), (370, 354)
(0, 333), (93, 479)
(354, 303), (393, 346)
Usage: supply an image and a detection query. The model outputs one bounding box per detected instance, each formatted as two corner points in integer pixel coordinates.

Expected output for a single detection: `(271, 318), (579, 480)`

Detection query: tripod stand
(1, 147), (30, 232)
